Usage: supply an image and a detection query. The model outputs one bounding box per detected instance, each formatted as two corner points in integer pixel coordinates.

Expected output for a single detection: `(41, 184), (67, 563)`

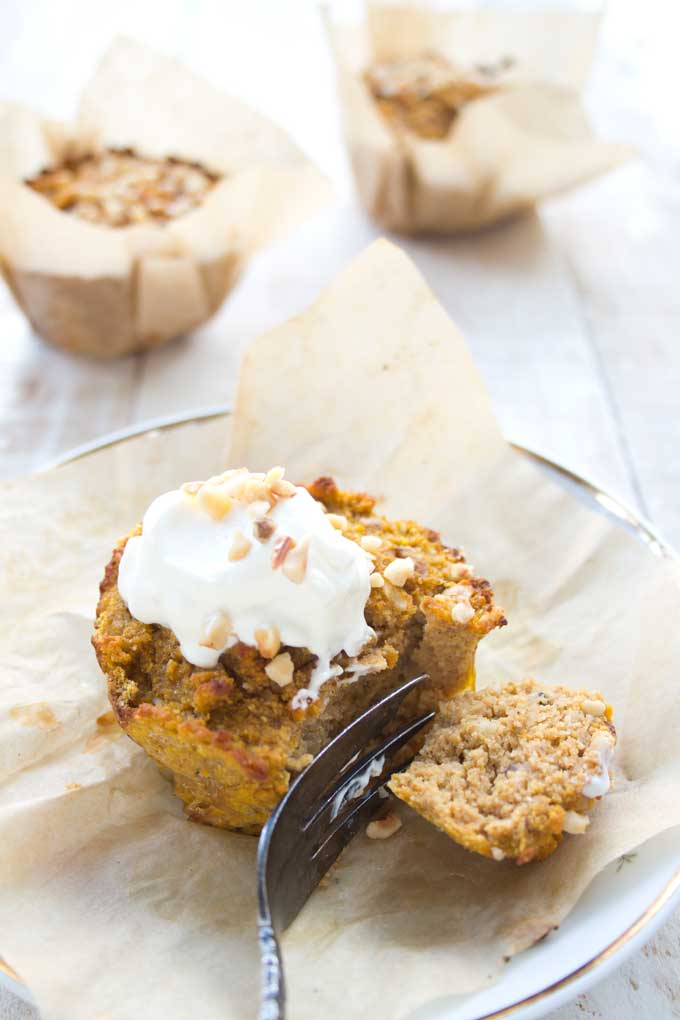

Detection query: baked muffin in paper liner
(0, 37), (332, 358)
(326, 4), (632, 235)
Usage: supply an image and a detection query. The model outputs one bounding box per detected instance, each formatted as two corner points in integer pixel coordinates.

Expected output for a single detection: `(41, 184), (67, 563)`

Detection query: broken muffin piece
(389, 678), (616, 864)
(93, 469), (505, 834)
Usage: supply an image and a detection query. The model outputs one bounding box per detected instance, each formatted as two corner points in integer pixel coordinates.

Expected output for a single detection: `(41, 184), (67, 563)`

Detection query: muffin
(26, 148), (219, 228)
(389, 678), (616, 864)
(364, 52), (507, 140)
(93, 467), (506, 833)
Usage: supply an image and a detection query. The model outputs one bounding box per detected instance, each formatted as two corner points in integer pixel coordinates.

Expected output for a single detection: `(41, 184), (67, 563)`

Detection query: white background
(1, 1), (679, 1017)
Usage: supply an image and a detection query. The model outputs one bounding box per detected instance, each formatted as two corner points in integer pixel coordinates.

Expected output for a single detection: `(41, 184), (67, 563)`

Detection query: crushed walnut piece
(197, 485), (235, 521)
(326, 513), (348, 531)
(26, 148), (219, 228)
(272, 535), (296, 570)
(228, 529), (252, 561)
(254, 626), (281, 660)
(366, 809), (402, 839)
(253, 517), (276, 543)
(282, 535), (310, 584)
(265, 652), (295, 688)
(451, 601), (475, 624)
(181, 467), (298, 523)
(383, 557), (415, 587)
(199, 610), (232, 650)
(360, 535), (383, 552)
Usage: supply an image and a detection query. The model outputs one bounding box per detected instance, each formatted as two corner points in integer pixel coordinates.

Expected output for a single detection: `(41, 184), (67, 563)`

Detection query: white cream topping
(117, 472), (374, 707)
(331, 754), (386, 820)
(582, 742), (614, 799)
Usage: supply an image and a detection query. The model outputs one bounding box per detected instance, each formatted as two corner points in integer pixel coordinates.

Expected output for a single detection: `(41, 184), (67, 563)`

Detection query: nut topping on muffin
(116, 468), (375, 701)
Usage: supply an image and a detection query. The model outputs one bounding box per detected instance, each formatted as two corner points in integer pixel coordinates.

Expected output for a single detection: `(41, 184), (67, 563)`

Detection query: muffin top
(94, 469), (505, 728)
(364, 52), (509, 140)
(26, 147), (218, 228)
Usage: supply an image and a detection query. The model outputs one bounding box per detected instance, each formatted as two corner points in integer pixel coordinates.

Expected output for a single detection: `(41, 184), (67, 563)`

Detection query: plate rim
(4, 406), (678, 1019)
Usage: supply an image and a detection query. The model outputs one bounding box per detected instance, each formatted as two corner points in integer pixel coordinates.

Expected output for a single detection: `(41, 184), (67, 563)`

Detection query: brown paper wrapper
(327, 5), (633, 234)
(0, 39), (332, 358)
(1, 241), (680, 1020)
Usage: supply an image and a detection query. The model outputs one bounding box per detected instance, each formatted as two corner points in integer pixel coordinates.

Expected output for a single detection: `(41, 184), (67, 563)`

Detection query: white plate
(3, 407), (679, 1020)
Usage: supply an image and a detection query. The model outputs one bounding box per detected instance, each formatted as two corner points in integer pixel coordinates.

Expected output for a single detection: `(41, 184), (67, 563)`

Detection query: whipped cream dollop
(117, 467), (374, 708)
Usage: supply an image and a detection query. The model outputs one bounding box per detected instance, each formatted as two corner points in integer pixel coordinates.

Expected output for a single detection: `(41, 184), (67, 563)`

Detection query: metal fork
(257, 673), (434, 1020)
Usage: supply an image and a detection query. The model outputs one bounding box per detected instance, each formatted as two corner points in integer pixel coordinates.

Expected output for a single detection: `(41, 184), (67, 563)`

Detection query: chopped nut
(383, 580), (410, 611)
(197, 485), (235, 520)
(563, 810), (590, 835)
(222, 470), (249, 499)
(272, 478), (296, 498)
(254, 626), (281, 659)
(366, 810), (402, 840)
(369, 572), (385, 588)
(26, 149), (218, 228)
(490, 846), (505, 861)
(326, 513), (348, 531)
(248, 499), (272, 519)
(228, 529), (251, 561)
(253, 517), (277, 542)
(360, 535), (383, 553)
(283, 535), (311, 584)
(445, 583), (470, 600)
(264, 466), (285, 487)
(582, 699), (606, 717)
(180, 481), (202, 497)
(383, 557), (415, 587)
(345, 651), (388, 677)
(449, 562), (472, 579)
(451, 600), (475, 624)
(265, 652), (295, 688)
(244, 478), (270, 504)
(272, 535), (296, 570)
(199, 611), (231, 650)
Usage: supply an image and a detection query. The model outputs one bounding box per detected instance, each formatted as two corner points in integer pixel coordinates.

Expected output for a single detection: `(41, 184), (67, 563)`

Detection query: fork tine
(308, 783), (385, 872)
(268, 672), (429, 833)
(260, 707), (434, 933)
(302, 709), (435, 849)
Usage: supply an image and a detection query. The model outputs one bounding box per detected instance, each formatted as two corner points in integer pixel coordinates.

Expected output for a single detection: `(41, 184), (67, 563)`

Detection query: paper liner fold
(327, 6), (632, 234)
(1, 243), (680, 1020)
(0, 38), (332, 358)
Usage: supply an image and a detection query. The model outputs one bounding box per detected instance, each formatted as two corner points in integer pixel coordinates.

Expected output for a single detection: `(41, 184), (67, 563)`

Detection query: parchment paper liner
(326, 5), (632, 235)
(1, 241), (679, 1020)
(0, 38), (331, 358)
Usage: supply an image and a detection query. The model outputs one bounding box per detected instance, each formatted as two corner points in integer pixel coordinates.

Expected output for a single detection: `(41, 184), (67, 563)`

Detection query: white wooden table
(1, 1), (678, 1017)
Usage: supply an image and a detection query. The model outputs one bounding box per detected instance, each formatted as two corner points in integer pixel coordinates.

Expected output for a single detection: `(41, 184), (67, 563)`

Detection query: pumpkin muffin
(26, 148), (219, 228)
(364, 52), (510, 140)
(93, 468), (506, 833)
(389, 678), (616, 864)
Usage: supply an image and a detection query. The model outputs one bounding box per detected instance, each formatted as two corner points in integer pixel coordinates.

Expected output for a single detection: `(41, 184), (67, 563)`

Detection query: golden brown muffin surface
(93, 476), (505, 833)
(26, 148), (219, 227)
(389, 678), (616, 864)
(364, 52), (508, 140)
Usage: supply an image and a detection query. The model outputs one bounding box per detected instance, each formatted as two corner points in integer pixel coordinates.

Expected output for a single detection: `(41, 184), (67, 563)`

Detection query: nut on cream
(117, 468), (374, 708)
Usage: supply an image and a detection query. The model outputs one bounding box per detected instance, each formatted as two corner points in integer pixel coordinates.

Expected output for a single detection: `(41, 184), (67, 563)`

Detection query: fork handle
(258, 920), (285, 1020)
